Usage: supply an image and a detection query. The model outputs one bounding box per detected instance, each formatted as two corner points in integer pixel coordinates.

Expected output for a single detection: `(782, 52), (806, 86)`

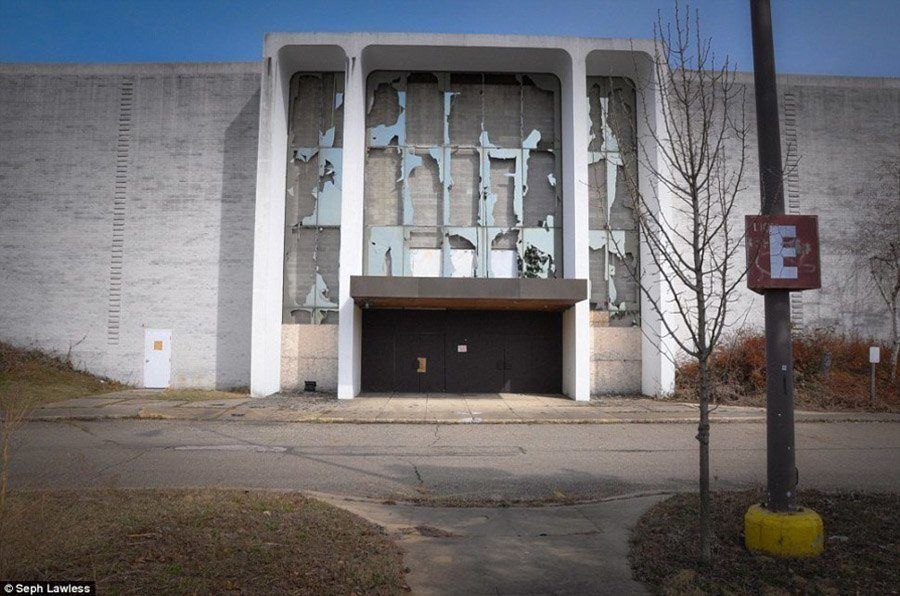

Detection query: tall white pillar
(561, 53), (591, 401)
(639, 75), (676, 397)
(337, 52), (366, 399)
(250, 54), (287, 397)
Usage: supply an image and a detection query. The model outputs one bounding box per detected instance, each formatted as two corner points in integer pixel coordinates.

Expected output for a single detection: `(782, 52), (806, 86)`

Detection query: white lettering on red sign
(769, 224), (797, 279)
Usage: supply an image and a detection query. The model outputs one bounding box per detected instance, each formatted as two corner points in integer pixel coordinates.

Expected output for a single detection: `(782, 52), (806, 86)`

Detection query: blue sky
(0, 0), (897, 76)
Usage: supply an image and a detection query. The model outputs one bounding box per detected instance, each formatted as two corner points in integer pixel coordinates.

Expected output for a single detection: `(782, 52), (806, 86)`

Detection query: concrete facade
(1, 34), (897, 397)
(0, 62), (260, 388)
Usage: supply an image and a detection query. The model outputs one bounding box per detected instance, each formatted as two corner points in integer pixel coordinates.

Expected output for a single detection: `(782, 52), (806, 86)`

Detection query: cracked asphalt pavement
(9, 420), (900, 501)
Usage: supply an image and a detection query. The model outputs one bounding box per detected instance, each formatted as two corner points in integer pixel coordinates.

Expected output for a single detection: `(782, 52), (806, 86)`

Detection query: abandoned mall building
(1, 34), (897, 399)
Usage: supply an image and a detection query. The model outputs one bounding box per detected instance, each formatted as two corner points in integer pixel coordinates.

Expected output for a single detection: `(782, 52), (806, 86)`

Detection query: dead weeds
(0, 342), (128, 405)
(630, 489), (899, 595)
(0, 488), (407, 594)
(674, 329), (899, 412)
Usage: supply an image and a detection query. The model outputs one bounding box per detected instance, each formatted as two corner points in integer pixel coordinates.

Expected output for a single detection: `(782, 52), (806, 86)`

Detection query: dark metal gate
(361, 309), (562, 394)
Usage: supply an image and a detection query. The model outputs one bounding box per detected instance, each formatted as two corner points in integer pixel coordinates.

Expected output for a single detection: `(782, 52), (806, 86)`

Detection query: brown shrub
(675, 328), (899, 411)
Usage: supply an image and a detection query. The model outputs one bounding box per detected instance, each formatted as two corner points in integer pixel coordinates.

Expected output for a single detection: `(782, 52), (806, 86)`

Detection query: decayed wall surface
(695, 73), (900, 344)
(0, 62), (260, 388)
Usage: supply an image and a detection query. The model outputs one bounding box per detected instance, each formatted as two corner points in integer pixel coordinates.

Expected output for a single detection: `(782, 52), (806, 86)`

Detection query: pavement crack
(412, 463), (427, 495)
(429, 425), (440, 446)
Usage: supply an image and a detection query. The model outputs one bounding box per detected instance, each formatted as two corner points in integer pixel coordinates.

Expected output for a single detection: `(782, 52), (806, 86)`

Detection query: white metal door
(143, 328), (172, 388)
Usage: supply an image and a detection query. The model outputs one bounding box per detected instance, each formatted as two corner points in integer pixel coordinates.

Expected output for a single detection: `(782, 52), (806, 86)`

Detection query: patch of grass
(675, 329), (899, 412)
(153, 388), (250, 402)
(0, 342), (128, 405)
(630, 489), (899, 595)
(0, 489), (407, 594)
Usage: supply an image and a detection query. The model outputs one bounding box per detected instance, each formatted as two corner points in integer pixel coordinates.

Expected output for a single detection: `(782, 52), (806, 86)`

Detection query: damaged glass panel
(586, 77), (640, 324)
(283, 72), (344, 324)
(364, 71), (562, 279)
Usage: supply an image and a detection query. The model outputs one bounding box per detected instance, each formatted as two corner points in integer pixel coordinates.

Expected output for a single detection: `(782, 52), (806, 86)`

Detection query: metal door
(395, 332), (445, 392)
(143, 328), (172, 388)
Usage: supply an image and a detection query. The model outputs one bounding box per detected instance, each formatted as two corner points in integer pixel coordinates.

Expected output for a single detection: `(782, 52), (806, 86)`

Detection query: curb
(24, 412), (898, 425)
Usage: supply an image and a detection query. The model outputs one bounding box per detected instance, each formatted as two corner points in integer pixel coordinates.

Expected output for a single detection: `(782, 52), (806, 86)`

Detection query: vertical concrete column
(250, 54), (287, 396)
(638, 77), (676, 397)
(561, 51), (591, 401)
(337, 50), (366, 399)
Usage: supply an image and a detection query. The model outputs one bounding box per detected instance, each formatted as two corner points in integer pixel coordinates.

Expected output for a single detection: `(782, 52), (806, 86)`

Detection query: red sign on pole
(745, 215), (821, 294)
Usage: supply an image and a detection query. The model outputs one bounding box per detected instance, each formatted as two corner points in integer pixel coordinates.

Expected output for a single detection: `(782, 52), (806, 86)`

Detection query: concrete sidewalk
(318, 492), (663, 595)
(28, 389), (900, 424)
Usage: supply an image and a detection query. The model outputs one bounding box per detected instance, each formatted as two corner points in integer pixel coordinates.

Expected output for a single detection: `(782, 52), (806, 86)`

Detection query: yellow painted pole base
(744, 503), (824, 557)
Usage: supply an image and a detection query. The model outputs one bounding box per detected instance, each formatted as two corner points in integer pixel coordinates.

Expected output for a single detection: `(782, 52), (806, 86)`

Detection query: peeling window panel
(367, 72), (406, 147)
(364, 148), (402, 226)
(524, 150), (560, 227)
(283, 71), (343, 325)
(484, 153), (519, 228)
(284, 227), (340, 323)
(448, 249), (476, 278)
(448, 148), (480, 226)
(588, 228), (639, 315)
(409, 149), (442, 227)
(448, 73), (483, 147)
(367, 226), (406, 276)
(399, 147), (423, 225)
(586, 76), (640, 318)
(410, 248), (442, 277)
(521, 227), (559, 279)
(406, 72), (443, 145)
(482, 73), (522, 147)
(285, 156), (318, 227)
(443, 227), (480, 278)
(364, 70), (563, 280)
(521, 74), (560, 150)
(301, 148), (342, 226)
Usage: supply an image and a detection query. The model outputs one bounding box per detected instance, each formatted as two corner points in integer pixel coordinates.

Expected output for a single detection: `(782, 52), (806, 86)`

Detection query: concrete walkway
(30, 389), (899, 424)
(321, 492), (664, 595)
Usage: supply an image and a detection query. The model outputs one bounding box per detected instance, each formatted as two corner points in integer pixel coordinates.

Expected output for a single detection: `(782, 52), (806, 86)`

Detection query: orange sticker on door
(153, 340), (164, 351)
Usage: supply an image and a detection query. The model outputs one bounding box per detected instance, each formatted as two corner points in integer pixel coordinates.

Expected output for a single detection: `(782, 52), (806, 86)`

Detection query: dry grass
(152, 388), (250, 402)
(674, 329), (899, 412)
(630, 489), (899, 595)
(0, 489), (407, 595)
(0, 342), (128, 405)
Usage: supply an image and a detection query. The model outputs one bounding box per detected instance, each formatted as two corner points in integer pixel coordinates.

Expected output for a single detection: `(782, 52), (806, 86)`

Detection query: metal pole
(870, 362), (876, 405)
(750, 0), (796, 512)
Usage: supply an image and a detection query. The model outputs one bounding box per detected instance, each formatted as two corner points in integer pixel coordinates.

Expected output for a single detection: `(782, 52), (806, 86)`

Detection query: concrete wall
(590, 311), (642, 394)
(0, 62), (261, 388)
(696, 74), (900, 344)
(1, 41), (897, 395)
(280, 324), (338, 391)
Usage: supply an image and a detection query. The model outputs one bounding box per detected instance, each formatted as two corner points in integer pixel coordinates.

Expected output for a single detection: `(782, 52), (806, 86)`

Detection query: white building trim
(250, 33), (676, 398)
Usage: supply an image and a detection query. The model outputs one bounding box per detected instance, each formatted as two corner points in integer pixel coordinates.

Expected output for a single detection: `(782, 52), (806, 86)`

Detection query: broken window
(587, 77), (640, 325)
(283, 72), (344, 324)
(363, 71), (562, 279)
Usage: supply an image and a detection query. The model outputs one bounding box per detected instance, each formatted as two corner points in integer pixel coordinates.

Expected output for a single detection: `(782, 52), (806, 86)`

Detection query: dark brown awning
(350, 276), (588, 310)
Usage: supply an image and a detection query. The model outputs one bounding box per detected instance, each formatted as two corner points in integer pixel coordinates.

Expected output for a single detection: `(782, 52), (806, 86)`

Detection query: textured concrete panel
(591, 327), (642, 361)
(590, 360), (642, 394)
(280, 323), (338, 391)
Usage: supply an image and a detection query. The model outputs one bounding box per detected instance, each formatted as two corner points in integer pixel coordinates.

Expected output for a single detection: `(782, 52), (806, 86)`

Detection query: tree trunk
(697, 356), (712, 564)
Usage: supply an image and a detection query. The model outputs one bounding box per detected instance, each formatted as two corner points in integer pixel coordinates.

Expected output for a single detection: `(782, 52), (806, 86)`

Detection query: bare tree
(610, 5), (750, 563)
(857, 159), (900, 380)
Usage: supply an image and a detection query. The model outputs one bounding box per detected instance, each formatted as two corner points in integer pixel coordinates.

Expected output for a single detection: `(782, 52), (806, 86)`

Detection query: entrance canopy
(350, 276), (587, 311)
